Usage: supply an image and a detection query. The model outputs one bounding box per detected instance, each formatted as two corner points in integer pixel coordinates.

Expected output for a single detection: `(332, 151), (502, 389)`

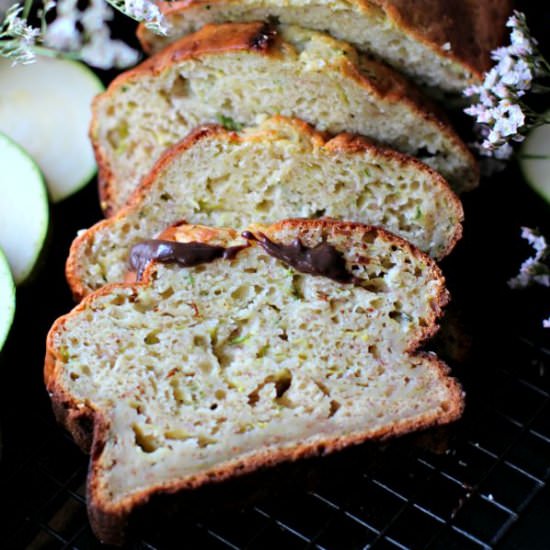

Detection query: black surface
(1, 4), (550, 549)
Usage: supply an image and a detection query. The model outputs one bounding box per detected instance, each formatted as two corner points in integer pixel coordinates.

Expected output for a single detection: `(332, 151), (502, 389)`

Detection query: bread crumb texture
(71, 116), (463, 298)
(94, 23), (477, 212)
(48, 220), (463, 540)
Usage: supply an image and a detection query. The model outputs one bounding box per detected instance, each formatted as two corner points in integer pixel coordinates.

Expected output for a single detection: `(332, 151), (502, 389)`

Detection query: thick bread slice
(92, 22), (478, 214)
(46, 219), (464, 544)
(138, 0), (513, 94)
(69, 116), (463, 300)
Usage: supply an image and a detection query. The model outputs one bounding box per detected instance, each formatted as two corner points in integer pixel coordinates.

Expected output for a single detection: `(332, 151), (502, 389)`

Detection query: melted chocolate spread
(130, 239), (246, 280)
(130, 232), (358, 285)
(241, 231), (358, 284)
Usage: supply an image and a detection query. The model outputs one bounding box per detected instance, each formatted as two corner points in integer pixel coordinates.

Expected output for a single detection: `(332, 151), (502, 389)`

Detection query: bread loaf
(46, 219), (463, 544)
(69, 116), (463, 300)
(92, 22), (477, 214)
(137, 0), (513, 94)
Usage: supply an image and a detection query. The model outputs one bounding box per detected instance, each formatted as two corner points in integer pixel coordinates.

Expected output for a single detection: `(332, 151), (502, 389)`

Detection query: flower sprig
(464, 11), (550, 161)
(108, 0), (168, 36)
(508, 227), (550, 329)
(0, 0), (169, 69)
(0, 4), (40, 64)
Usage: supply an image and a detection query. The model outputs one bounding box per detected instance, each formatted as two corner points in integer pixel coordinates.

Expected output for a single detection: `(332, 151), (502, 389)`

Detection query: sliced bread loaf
(46, 219), (464, 544)
(68, 116), (463, 300)
(92, 22), (477, 214)
(137, 0), (513, 94)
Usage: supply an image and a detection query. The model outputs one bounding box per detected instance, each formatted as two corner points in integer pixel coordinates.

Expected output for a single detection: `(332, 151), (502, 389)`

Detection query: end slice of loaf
(69, 116), (463, 300)
(137, 0), (513, 94)
(92, 22), (477, 214)
(46, 219), (464, 544)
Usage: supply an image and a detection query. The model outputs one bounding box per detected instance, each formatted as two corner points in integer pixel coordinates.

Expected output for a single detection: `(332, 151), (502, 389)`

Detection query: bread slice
(137, 0), (513, 94)
(46, 219), (464, 544)
(92, 22), (477, 214)
(69, 116), (463, 300)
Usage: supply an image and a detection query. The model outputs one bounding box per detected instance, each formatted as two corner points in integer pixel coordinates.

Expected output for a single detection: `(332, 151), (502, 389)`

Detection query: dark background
(1, 3), (549, 549)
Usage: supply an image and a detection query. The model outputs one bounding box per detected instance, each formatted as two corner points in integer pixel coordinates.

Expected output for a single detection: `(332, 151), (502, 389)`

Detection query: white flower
(509, 28), (535, 56)
(463, 10), (548, 160)
(0, 4), (40, 64)
(543, 317), (550, 329)
(107, 0), (169, 35)
(43, 1), (57, 13)
(81, 0), (114, 32)
(494, 102), (525, 136)
(501, 58), (533, 93)
(509, 227), (550, 290)
(42, 0), (140, 68)
(491, 46), (509, 62)
(493, 142), (514, 160)
(45, 18), (80, 51)
(464, 103), (492, 124)
(80, 27), (138, 69)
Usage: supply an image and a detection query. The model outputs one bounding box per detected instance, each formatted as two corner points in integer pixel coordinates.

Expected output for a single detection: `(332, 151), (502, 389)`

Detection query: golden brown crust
(71, 116), (464, 300)
(96, 21), (477, 215)
(50, 219), (464, 544)
(138, 0), (513, 81)
(374, 0), (514, 80)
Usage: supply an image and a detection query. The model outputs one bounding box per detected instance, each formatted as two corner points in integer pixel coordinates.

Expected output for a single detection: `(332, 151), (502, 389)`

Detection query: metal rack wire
(2, 329), (549, 549)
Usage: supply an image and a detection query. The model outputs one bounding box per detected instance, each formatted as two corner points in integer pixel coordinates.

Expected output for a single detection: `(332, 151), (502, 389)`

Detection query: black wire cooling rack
(1, 4), (550, 549)
(2, 329), (550, 549)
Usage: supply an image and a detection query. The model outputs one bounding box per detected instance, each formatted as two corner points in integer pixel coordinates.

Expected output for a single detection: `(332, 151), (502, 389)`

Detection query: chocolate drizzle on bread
(130, 231), (357, 286)
(242, 231), (359, 285)
(130, 239), (247, 280)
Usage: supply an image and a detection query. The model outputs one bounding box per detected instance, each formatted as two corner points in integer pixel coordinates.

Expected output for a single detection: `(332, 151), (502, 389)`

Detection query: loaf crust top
(371, 0), (513, 79)
(138, 0), (513, 89)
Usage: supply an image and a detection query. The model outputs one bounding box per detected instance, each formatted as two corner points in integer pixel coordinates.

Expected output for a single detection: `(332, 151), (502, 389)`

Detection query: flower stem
(32, 45), (81, 61)
(22, 0), (34, 19)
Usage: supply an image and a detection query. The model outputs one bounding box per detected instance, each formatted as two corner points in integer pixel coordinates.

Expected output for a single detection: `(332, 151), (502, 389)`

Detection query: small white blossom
(0, 0), (161, 69)
(45, 18), (80, 51)
(0, 4), (40, 63)
(81, 0), (114, 32)
(463, 10), (547, 161)
(43, 0), (141, 68)
(543, 317), (550, 329)
(125, 0), (168, 35)
(80, 27), (138, 69)
(442, 42), (451, 51)
(107, 0), (169, 35)
(501, 59), (532, 90)
(492, 142), (514, 160)
(509, 227), (550, 290)
(43, 1), (57, 13)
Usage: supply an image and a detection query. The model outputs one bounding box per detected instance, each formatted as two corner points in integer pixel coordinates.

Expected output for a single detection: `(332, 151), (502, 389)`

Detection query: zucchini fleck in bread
(137, 0), (513, 94)
(69, 116), (463, 300)
(92, 22), (478, 214)
(46, 219), (464, 544)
